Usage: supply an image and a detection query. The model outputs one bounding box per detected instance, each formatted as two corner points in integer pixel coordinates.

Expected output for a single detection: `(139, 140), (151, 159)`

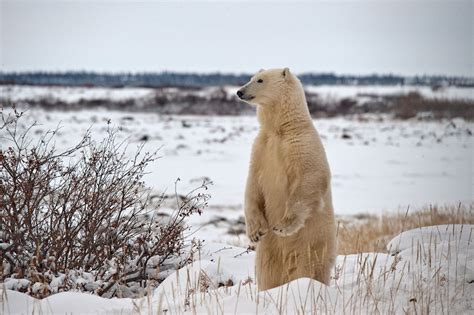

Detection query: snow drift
(2, 224), (473, 314)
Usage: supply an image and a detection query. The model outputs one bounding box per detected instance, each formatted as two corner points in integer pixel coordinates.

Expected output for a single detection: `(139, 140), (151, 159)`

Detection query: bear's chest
(256, 136), (289, 218)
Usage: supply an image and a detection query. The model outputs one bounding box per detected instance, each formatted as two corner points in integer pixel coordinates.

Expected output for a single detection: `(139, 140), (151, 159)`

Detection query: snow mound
(1, 289), (135, 314)
(2, 225), (473, 314)
(387, 224), (474, 294)
(387, 224), (473, 254)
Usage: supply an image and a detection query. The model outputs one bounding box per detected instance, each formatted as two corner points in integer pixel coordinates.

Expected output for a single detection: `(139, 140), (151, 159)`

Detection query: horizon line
(1, 70), (472, 79)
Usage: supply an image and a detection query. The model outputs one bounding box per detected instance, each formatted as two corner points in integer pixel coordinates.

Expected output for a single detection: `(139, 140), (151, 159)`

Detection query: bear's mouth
(244, 96), (255, 101)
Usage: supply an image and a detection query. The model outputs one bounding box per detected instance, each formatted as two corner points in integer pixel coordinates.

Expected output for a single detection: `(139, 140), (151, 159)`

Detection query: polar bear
(237, 68), (336, 290)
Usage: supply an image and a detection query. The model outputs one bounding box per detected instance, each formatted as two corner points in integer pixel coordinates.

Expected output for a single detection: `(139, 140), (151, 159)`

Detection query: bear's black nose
(237, 90), (244, 98)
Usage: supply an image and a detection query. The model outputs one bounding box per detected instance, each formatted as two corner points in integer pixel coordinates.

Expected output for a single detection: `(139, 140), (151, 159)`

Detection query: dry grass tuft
(336, 203), (474, 255)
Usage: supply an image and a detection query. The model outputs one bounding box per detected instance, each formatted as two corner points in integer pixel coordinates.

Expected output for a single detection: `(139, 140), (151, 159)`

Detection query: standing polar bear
(237, 68), (336, 290)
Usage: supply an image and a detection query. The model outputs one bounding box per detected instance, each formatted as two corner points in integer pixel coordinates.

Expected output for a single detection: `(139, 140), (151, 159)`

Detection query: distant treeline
(0, 71), (473, 87)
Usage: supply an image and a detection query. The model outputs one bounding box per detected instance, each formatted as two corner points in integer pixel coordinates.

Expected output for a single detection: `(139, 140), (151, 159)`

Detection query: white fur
(238, 68), (337, 290)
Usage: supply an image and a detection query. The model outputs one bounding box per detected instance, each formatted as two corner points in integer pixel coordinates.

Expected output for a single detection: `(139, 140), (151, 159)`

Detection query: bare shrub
(305, 92), (361, 118)
(392, 91), (423, 119)
(0, 106), (209, 298)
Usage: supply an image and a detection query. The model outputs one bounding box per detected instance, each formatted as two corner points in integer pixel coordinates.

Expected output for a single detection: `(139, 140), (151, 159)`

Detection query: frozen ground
(1, 106), (473, 313)
(0, 108), (471, 245)
(1, 84), (474, 104)
(0, 85), (156, 103)
(3, 224), (474, 314)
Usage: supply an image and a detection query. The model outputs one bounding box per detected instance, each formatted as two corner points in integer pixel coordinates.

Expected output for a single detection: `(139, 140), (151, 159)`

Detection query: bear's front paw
(246, 217), (269, 243)
(273, 215), (304, 237)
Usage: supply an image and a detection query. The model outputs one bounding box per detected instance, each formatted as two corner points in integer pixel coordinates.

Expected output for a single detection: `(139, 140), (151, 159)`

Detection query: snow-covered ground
(0, 85), (156, 103)
(4, 224), (473, 314)
(1, 105), (473, 313)
(1, 84), (474, 104)
(1, 109), (470, 212)
(0, 108), (471, 245)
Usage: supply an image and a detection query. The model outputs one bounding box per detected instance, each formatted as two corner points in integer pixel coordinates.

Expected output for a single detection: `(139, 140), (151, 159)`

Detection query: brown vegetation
(3, 86), (473, 120)
(391, 91), (474, 120)
(0, 107), (209, 298)
(336, 203), (474, 255)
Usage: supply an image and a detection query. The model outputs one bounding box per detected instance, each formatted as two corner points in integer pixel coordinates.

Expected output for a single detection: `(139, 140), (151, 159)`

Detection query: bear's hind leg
(256, 238), (285, 290)
(283, 244), (332, 285)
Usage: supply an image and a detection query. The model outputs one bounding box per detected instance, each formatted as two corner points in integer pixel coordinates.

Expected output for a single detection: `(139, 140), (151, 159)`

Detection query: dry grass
(392, 92), (474, 120)
(336, 203), (474, 255)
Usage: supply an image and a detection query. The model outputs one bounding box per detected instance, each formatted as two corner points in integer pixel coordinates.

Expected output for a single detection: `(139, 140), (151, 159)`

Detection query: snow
(1, 290), (135, 314)
(4, 279), (30, 291)
(1, 109), (470, 218)
(387, 224), (474, 255)
(3, 225), (473, 314)
(1, 105), (472, 313)
(0, 85), (156, 103)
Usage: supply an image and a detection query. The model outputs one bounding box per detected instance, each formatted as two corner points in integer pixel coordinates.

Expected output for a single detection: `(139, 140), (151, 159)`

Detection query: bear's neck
(257, 92), (313, 136)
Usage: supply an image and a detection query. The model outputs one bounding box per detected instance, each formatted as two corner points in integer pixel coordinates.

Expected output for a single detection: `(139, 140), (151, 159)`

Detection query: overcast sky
(1, 0), (472, 76)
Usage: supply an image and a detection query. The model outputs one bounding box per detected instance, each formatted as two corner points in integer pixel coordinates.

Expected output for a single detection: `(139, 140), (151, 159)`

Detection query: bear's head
(236, 68), (297, 106)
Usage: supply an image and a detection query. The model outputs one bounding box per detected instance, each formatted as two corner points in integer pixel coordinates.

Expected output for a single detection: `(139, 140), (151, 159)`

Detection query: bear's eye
(257, 79), (263, 83)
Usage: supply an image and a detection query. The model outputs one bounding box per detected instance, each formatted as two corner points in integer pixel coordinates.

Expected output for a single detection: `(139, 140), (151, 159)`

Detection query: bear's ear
(258, 68), (265, 73)
(282, 67), (290, 78)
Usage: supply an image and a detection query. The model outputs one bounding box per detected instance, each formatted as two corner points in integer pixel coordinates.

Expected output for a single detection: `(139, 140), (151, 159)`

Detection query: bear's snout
(237, 89), (254, 101)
